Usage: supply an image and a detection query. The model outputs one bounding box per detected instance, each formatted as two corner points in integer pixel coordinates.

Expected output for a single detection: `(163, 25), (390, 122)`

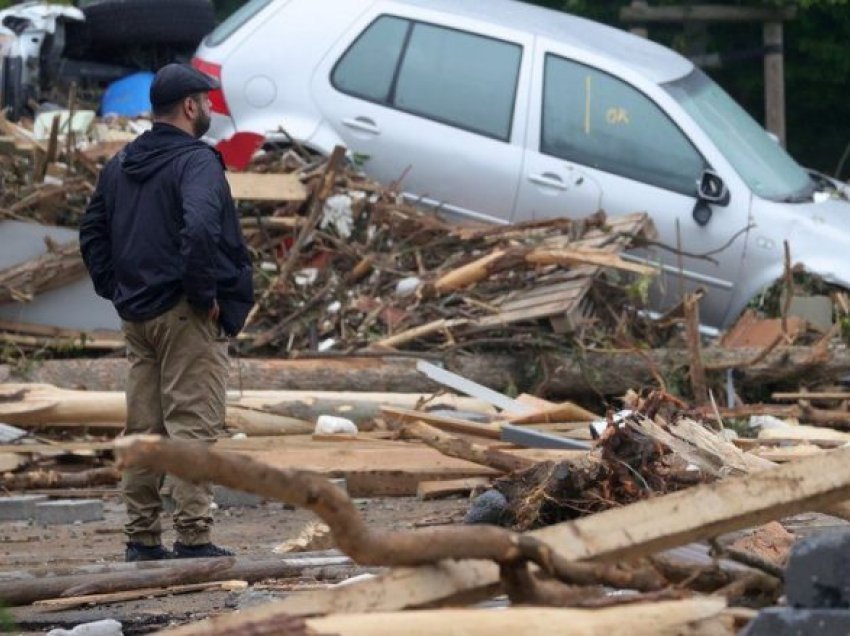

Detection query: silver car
(194, 0), (850, 328)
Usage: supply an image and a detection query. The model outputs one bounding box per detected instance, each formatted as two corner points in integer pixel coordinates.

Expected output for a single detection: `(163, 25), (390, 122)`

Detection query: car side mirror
(697, 169), (730, 206)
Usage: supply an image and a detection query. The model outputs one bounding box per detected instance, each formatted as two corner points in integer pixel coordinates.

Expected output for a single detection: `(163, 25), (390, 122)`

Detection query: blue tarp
(101, 71), (154, 117)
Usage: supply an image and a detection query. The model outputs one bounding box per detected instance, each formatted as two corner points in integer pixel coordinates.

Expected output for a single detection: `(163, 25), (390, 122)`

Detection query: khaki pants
(121, 298), (228, 546)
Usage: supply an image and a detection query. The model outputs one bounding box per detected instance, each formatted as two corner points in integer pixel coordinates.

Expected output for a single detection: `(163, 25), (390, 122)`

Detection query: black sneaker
(125, 542), (173, 562)
(173, 542), (234, 558)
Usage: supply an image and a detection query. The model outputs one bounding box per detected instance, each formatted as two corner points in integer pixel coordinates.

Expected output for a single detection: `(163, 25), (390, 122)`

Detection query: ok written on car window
(541, 54), (706, 195)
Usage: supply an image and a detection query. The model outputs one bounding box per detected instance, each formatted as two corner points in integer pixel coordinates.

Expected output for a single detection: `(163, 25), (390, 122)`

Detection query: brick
(34, 499), (104, 525)
(742, 608), (850, 635)
(0, 495), (48, 522)
(786, 529), (850, 608)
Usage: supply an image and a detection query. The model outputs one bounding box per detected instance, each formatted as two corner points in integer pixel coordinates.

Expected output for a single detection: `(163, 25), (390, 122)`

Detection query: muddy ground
(2, 492), (469, 635)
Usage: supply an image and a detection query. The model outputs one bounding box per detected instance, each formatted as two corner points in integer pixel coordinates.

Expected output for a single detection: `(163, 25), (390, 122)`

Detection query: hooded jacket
(79, 123), (254, 336)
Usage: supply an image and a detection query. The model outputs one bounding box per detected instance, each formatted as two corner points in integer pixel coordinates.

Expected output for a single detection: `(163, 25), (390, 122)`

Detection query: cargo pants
(121, 298), (228, 547)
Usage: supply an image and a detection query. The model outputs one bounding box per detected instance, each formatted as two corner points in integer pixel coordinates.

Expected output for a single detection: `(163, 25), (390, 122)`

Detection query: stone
(464, 489), (511, 525)
(34, 499), (103, 525)
(786, 529), (850, 608)
(742, 607), (850, 635)
(0, 494), (48, 521)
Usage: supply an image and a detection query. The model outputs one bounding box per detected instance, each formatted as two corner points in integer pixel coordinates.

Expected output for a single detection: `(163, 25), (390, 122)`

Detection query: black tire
(81, 0), (216, 50)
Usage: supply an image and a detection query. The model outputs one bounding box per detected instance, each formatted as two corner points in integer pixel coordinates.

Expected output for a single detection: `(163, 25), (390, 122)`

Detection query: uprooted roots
(497, 411), (702, 531)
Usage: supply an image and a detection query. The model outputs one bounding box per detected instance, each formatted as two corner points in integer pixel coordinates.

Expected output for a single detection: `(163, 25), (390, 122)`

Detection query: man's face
(189, 93), (212, 138)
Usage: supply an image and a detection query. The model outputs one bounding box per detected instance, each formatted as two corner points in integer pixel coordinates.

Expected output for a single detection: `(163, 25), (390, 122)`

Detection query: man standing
(80, 64), (255, 561)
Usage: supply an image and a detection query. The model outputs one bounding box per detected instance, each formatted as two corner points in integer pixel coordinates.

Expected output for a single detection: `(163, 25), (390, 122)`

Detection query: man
(80, 64), (255, 562)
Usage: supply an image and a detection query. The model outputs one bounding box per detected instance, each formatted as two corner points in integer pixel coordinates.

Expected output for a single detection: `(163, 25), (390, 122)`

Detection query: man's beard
(193, 111), (211, 138)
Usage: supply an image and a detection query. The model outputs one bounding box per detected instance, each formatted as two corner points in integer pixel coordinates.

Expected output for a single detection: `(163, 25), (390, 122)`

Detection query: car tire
(80, 0), (216, 50)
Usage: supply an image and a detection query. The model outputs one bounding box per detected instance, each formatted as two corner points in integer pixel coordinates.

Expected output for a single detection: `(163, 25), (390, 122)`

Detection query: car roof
(392, 0), (693, 84)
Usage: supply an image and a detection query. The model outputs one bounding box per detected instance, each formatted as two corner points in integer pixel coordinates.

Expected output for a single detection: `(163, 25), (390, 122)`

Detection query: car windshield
(664, 69), (813, 202)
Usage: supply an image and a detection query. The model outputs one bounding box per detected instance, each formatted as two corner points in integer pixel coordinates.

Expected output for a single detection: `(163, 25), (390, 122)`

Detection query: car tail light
(191, 57), (230, 116)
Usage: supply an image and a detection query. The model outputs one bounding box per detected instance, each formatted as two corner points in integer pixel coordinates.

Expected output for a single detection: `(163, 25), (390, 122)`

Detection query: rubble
(6, 90), (850, 636)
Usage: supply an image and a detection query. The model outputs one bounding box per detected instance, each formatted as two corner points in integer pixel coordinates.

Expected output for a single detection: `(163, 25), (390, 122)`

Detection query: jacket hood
(120, 123), (210, 182)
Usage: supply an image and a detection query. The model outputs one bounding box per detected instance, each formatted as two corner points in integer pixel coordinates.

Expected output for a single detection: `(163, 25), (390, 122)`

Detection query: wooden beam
(621, 5), (797, 23)
(171, 442), (850, 625)
(304, 600), (729, 636)
(417, 477), (491, 500)
(381, 406), (502, 440)
(225, 172), (307, 202)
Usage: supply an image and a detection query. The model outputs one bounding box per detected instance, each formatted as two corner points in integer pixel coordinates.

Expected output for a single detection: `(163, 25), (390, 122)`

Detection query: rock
(464, 489), (510, 526)
(742, 607), (850, 635)
(731, 521), (795, 568)
(46, 619), (123, 636)
(786, 529), (850, 608)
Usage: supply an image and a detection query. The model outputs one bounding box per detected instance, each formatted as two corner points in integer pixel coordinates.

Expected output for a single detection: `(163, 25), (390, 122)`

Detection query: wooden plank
(504, 401), (599, 424)
(225, 172), (307, 202)
(497, 286), (584, 313)
(621, 5), (796, 22)
(759, 426), (850, 443)
(417, 477), (491, 500)
(380, 406), (501, 440)
(304, 600), (728, 636)
(233, 442), (850, 619)
(474, 299), (583, 327)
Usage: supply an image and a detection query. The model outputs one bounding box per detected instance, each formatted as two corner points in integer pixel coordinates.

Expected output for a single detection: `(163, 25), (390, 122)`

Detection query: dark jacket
(79, 123), (254, 337)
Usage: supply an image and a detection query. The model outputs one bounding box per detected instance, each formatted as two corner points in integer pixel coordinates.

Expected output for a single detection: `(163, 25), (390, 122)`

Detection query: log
(0, 384), (494, 429)
(14, 346), (850, 398)
(1, 466), (120, 490)
(183, 436), (850, 623)
(401, 420), (536, 473)
(33, 580), (248, 611)
(0, 555), (350, 607)
(0, 239), (86, 303)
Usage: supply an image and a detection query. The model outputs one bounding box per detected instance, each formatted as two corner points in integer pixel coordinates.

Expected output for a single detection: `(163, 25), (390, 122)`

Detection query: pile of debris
(6, 371), (850, 633)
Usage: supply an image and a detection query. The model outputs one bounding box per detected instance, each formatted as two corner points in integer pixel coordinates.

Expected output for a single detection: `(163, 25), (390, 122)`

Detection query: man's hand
(209, 299), (220, 323)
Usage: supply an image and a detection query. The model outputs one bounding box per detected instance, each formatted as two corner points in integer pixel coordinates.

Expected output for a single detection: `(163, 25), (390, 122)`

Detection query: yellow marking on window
(606, 107), (630, 125)
(584, 75), (592, 135)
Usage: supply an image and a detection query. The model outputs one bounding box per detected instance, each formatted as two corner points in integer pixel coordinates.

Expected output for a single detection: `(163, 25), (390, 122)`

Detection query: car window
(205, 0), (273, 47)
(393, 24), (521, 141)
(333, 16), (522, 142)
(542, 55), (705, 195)
(332, 16), (410, 103)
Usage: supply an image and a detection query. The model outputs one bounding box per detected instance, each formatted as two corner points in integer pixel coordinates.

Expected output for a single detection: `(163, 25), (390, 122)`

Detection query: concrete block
(213, 486), (264, 509)
(0, 495), (48, 521)
(35, 499), (104, 525)
(742, 607), (850, 635)
(786, 529), (850, 608)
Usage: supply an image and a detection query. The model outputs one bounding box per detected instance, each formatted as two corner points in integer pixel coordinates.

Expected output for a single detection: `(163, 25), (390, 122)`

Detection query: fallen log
(33, 580), (249, 612)
(173, 433), (850, 625)
(401, 420), (536, 473)
(13, 346), (850, 397)
(0, 384), (493, 428)
(1, 466), (119, 490)
(0, 555), (351, 607)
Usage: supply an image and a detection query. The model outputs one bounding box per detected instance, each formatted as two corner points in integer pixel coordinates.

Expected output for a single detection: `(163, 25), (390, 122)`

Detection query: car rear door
(516, 40), (749, 326)
(311, 7), (532, 224)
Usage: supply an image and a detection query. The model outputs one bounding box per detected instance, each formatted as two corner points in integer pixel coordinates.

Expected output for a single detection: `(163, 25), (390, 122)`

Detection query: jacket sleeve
(179, 151), (225, 310)
(79, 174), (116, 300)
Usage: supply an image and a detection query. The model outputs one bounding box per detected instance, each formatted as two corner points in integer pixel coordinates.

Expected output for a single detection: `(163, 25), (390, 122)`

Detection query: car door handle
(528, 172), (568, 191)
(342, 117), (380, 135)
